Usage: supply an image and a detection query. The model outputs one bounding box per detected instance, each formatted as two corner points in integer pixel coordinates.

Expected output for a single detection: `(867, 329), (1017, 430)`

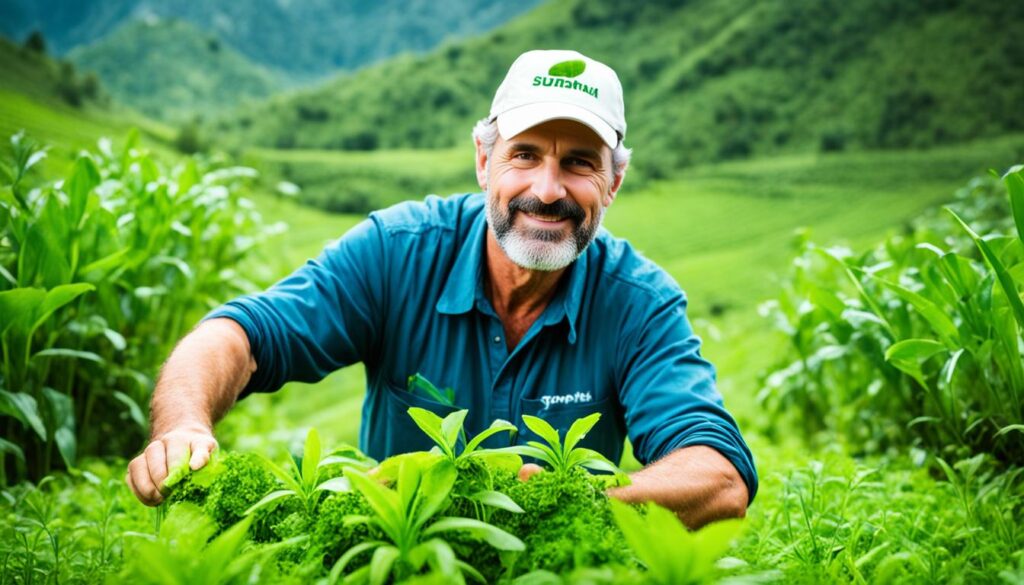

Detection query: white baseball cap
(489, 49), (626, 148)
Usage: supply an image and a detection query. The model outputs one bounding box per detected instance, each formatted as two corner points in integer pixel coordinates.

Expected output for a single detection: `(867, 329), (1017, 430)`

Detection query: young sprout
(609, 500), (743, 585)
(406, 407), (518, 463)
(501, 413), (619, 475)
(245, 428), (367, 517)
(330, 459), (524, 584)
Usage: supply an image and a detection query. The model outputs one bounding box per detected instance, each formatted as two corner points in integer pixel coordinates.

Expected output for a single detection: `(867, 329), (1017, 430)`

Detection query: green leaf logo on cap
(548, 60), (586, 78)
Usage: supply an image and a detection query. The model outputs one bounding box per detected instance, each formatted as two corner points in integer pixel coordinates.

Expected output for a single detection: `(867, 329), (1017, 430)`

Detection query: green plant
(610, 500), (742, 585)
(245, 428), (357, 518)
(118, 502), (302, 584)
(406, 407), (517, 464)
(330, 459), (525, 584)
(0, 130), (279, 482)
(758, 167), (1024, 462)
(500, 414), (619, 475)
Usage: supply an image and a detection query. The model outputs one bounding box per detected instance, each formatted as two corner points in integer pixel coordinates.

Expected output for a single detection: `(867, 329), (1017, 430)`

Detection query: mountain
(67, 19), (279, 122)
(0, 0), (543, 78)
(209, 0), (1024, 179)
(0, 36), (174, 171)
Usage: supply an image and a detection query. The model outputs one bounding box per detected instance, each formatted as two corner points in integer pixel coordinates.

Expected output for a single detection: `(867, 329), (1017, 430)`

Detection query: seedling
(500, 413), (619, 475)
(330, 459), (524, 584)
(245, 428), (361, 517)
(609, 500), (742, 585)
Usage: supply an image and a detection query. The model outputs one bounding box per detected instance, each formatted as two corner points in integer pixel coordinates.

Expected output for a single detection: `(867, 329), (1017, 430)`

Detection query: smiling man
(127, 49), (757, 528)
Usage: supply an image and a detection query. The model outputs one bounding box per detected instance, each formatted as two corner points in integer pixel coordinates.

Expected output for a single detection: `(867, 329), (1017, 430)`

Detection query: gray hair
(472, 117), (631, 177)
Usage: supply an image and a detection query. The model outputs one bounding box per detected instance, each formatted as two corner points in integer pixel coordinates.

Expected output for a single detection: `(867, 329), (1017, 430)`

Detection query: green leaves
(610, 500), (742, 585)
(501, 412), (619, 476)
(407, 401), (517, 463)
(337, 456), (523, 584)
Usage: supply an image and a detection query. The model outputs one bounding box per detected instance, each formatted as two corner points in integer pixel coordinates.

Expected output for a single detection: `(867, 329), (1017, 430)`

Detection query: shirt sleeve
(616, 288), (758, 503)
(202, 217), (387, 397)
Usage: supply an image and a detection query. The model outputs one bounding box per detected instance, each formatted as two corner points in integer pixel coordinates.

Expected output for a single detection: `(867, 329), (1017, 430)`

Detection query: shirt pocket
(517, 396), (621, 464)
(379, 380), (460, 458)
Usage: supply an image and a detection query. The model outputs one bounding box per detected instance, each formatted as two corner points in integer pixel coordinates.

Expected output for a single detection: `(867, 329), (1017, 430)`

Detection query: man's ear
(474, 138), (489, 191)
(604, 166), (626, 207)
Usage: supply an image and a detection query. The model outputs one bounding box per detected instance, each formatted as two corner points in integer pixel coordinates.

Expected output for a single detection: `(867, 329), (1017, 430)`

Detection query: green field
(2, 12), (1023, 582)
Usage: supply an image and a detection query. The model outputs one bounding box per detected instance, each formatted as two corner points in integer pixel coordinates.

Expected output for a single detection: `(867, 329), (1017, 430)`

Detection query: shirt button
(493, 336), (502, 344)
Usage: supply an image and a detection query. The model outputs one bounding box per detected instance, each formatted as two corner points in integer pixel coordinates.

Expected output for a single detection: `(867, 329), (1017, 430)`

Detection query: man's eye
(566, 157), (594, 168)
(513, 152), (536, 161)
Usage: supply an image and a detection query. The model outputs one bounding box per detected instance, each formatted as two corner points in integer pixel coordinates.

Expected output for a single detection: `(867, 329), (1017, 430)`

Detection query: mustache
(507, 196), (586, 224)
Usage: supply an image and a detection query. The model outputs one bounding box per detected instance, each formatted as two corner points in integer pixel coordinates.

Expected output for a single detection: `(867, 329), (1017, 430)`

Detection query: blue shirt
(206, 193), (757, 501)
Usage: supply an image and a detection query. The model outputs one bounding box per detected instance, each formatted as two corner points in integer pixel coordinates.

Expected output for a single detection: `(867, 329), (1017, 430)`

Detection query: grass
(3, 51), (1021, 576)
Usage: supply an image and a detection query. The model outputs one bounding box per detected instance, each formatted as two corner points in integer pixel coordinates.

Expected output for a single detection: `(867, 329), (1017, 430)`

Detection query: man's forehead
(499, 119), (609, 153)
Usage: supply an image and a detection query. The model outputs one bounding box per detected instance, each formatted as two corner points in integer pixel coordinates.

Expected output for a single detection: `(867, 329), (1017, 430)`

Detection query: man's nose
(531, 160), (567, 204)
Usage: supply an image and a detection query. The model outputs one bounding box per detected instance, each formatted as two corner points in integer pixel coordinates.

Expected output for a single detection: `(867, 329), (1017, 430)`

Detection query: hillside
(211, 0), (1024, 180)
(0, 36), (174, 172)
(68, 19), (279, 122)
(0, 0), (542, 79)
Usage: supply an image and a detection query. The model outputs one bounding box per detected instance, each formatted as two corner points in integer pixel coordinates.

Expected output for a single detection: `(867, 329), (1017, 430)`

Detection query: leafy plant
(330, 459), (525, 584)
(610, 500), (742, 585)
(406, 407), (517, 464)
(0, 130), (280, 482)
(406, 407), (524, 521)
(407, 373), (456, 405)
(245, 427), (357, 517)
(119, 502), (302, 584)
(758, 167), (1024, 462)
(500, 413), (619, 475)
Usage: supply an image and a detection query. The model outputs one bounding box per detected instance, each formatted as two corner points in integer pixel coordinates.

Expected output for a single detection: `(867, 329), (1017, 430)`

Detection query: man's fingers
(189, 436), (217, 470)
(165, 440), (190, 473)
(144, 441), (169, 490)
(128, 454), (164, 506)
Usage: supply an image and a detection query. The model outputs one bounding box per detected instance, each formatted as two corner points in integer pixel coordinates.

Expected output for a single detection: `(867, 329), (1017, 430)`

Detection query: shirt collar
(435, 209), (587, 344)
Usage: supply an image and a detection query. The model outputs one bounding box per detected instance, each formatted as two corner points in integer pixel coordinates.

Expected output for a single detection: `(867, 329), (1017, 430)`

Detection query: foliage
(0, 131), (280, 483)
(244, 428), (363, 518)
(610, 500), (742, 585)
(214, 0), (1024, 183)
(491, 466), (631, 577)
(758, 168), (1024, 463)
(67, 19), (278, 123)
(331, 459), (525, 584)
(116, 502), (301, 585)
(406, 407), (517, 464)
(729, 446), (1024, 583)
(500, 413), (619, 476)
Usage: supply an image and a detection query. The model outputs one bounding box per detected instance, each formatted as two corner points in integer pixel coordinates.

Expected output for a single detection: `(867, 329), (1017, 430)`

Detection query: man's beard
(485, 190), (605, 271)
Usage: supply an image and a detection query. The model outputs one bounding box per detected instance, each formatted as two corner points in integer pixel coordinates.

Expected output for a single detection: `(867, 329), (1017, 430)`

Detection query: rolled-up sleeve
(617, 289), (758, 503)
(203, 217), (387, 397)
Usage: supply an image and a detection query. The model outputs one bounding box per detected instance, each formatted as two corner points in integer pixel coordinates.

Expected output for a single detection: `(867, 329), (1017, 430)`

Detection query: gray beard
(484, 190), (605, 272)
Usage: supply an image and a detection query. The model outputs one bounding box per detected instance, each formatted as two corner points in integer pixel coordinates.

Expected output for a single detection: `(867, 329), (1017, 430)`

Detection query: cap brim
(495, 102), (618, 148)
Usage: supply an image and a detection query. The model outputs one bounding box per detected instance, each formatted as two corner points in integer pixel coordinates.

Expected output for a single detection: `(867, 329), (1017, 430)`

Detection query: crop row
(758, 166), (1024, 463)
(0, 132), (281, 482)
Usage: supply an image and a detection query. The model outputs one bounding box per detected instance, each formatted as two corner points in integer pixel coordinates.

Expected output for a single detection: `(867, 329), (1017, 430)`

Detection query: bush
(758, 167), (1024, 464)
(0, 131), (278, 483)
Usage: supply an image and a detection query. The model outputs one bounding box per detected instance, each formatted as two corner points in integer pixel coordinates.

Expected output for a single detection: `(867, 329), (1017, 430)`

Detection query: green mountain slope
(211, 0), (1024, 179)
(0, 36), (174, 172)
(1, 0), (542, 78)
(68, 19), (279, 122)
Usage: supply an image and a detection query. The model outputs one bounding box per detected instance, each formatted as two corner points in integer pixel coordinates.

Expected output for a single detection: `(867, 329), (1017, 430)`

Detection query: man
(127, 49), (757, 529)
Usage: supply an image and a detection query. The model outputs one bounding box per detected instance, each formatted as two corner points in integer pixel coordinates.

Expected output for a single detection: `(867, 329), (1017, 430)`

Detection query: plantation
(3, 1), (1024, 581)
(1, 126), (1022, 583)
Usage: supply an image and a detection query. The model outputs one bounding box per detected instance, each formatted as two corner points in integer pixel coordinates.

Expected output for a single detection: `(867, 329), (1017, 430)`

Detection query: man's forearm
(607, 445), (748, 530)
(149, 317), (256, 437)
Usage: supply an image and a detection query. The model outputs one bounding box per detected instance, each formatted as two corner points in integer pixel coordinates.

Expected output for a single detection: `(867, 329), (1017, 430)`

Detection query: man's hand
(126, 424), (218, 506)
(607, 445), (748, 529)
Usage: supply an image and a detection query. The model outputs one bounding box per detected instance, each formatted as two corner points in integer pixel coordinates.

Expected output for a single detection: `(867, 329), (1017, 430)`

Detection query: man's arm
(606, 445), (748, 529)
(125, 317), (255, 506)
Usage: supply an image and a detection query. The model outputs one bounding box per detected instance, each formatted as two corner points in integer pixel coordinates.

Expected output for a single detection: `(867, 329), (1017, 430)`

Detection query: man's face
(476, 119), (623, 271)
